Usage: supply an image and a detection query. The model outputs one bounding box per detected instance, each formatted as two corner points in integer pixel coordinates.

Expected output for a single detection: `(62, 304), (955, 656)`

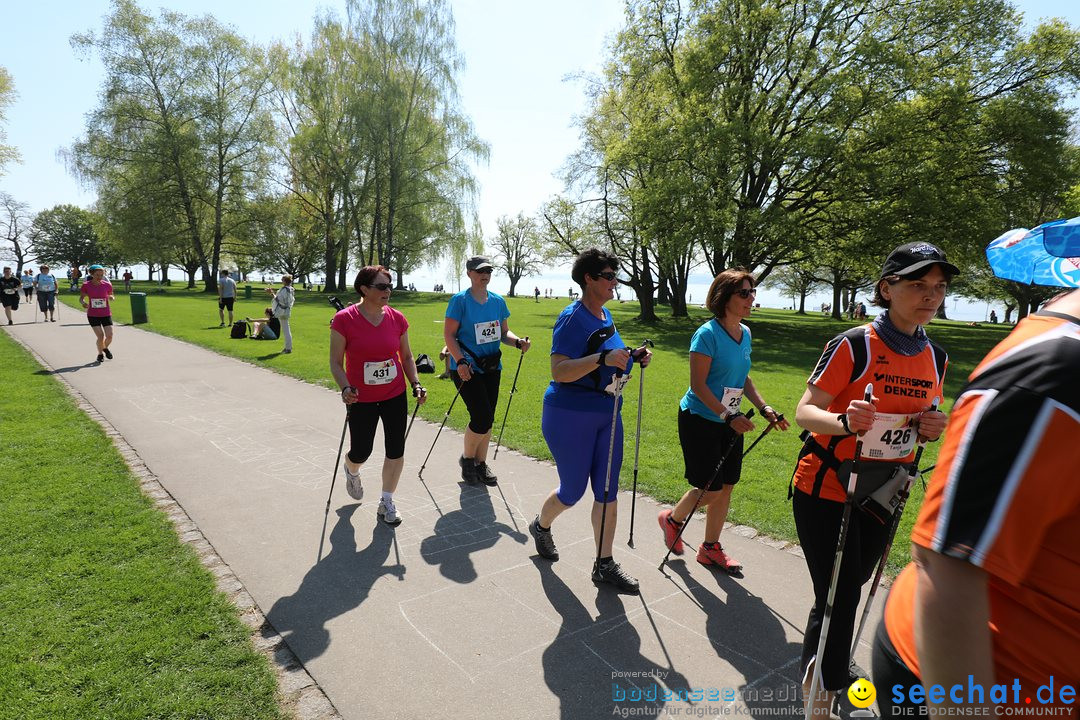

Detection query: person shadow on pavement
(419, 482), (526, 584)
(667, 560), (803, 720)
(534, 558), (690, 720)
(266, 504), (403, 663)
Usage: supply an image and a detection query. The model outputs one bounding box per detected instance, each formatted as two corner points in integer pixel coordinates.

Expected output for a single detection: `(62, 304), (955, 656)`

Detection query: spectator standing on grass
(1, 267), (20, 324)
(268, 275), (295, 353)
(34, 266), (58, 322)
(217, 269), (238, 328)
(123, 269), (133, 292)
(80, 264), (116, 363)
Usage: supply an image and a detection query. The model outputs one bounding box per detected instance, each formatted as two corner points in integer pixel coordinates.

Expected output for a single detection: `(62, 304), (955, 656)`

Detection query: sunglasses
(591, 271), (618, 281)
(366, 282), (393, 292)
(472, 268), (493, 275)
(735, 288), (758, 299)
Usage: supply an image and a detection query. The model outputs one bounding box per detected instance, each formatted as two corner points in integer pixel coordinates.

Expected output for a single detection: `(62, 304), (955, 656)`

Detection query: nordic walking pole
(850, 397), (938, 657)
(742, 413), (784, 458)
(317, 410), (350, 562)
(659, 409), (756, 570)
(493, 336), (528, 460)
(595, 366), (628, 571)
(627, 339), (654, 548)
(417, 383), (462, 481)
(806, 383), (874, 713)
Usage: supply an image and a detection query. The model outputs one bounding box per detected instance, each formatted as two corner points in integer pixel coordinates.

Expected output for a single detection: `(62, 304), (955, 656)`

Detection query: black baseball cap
(466, 255), (494, 272)
(880, 242), (960, 279)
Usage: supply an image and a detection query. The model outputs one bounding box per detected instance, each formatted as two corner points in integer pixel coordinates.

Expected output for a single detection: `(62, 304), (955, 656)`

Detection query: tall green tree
(30, 205), (102, 270)
(490, 213), (544, 297)
(71, 0), (274, 293)
(0, 67), (18, 175)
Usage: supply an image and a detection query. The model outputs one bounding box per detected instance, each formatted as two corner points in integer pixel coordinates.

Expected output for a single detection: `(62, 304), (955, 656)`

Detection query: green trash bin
(244, 284), (253, 300)
(130, 292), (148, 324)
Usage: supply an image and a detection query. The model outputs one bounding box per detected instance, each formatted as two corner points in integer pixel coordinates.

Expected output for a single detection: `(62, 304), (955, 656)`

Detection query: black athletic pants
(346, 391), (408, 464)
(793, 488), (892, 691)
(452, 369), (501, 434)
(871, 613), (925, 718)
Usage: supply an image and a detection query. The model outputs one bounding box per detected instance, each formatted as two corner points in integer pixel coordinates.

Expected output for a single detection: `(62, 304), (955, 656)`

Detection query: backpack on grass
(230, 321), (248, 339)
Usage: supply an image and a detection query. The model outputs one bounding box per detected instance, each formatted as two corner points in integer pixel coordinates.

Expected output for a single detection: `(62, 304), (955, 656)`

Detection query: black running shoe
(475, 461), (498, 486)
(592, 559), (640, 594)
(459, 456), (478, 484)
(529, 516), (559, 561)
(103, 348), (113, 359)
(96, 353), (104, 363)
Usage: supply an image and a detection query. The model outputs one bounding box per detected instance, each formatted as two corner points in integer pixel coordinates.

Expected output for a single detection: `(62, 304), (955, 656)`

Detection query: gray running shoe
(378, 497), (402, 526)
(344, 464), (363, 501)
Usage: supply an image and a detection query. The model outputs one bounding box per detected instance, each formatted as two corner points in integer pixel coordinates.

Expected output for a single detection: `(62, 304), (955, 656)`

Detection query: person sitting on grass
(247, 307), (280, 340)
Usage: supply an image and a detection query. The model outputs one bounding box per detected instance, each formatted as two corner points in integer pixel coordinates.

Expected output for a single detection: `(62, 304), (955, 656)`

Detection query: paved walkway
(4, 316), (884, 720)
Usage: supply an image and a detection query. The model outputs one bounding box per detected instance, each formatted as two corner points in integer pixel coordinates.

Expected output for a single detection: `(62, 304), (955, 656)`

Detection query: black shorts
(88, 315), (113, 327)
(1, 292), (19, 309)
(218, 297), (235, 310)
(678, 408), (744, 489)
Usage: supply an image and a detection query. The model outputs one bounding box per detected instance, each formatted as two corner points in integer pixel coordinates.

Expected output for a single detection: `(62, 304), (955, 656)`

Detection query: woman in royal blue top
(657, 269), (788, 574)
(528, 248), (652, 594)
(443, 255), (531, 486)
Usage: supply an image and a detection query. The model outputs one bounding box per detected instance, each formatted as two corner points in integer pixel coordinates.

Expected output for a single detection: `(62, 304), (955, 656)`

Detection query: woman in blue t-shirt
(443, 255), (531, 486)
(657, 269), (788, 574)
(528, 248), (652, 595)
(34, 265), (58, 321)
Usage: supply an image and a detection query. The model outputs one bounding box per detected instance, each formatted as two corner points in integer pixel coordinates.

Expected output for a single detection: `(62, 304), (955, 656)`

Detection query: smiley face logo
(847, 678), (876, 709)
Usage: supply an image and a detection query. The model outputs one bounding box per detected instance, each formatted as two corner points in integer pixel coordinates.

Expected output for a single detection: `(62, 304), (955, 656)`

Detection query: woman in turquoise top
(443, 255), (531, 486)
(658, 269), (788, 574)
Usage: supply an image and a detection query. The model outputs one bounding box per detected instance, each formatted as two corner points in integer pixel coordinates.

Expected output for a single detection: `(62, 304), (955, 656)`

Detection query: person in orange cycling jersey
(792, 243), (956, 716)
(874, 286), (1080, 716)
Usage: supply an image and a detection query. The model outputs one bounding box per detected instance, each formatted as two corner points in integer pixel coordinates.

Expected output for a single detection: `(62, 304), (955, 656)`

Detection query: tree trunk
(507, 275), (520, 298)
(798, 289), (808, 314)
(1004, 302), (1016, 323)
(187, 268), (197, 289)
(831, 271), (843, 319)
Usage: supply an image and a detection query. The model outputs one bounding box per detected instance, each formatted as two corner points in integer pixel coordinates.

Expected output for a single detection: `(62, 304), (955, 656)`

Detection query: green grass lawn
(0, 330), (286, 720)
(60, 282), (1012, 573)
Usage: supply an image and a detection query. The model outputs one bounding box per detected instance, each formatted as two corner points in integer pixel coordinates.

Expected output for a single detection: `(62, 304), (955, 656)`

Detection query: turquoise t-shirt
(679, 319), (752, 422)
(544, 301), (634, 413)
(445, 290), (510, 372)
(35, 274), (56, 292)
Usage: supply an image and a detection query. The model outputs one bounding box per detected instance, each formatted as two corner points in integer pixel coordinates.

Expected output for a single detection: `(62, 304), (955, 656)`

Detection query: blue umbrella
(1042, 216), (1080, 258)
(986, 220), (1080, 288)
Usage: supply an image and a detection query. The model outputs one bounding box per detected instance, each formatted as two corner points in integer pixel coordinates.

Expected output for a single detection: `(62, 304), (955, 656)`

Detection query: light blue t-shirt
(35, 274), (57, 292)
(544, 301), (634, 413)
(679, 319), (752, 423)
(219, 276), (237, 298)
(445, 290), (510, 372)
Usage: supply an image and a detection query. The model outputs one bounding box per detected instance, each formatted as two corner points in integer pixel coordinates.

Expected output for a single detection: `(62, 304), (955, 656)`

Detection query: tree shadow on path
(266, 504), (403, 663)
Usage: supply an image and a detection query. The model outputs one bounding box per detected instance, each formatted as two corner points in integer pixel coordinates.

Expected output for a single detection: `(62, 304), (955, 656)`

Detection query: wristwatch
(838, 413), (854, 435)
(597, 349), (610, 367)
(515, 338), (522, 349)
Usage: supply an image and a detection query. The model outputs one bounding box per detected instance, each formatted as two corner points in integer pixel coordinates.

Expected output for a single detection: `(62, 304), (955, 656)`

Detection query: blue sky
(1, 1), (1078, 313)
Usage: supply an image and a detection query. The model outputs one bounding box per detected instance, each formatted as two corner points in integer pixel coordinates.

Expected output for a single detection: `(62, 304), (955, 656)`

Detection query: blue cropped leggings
(542, 403), (623, 505)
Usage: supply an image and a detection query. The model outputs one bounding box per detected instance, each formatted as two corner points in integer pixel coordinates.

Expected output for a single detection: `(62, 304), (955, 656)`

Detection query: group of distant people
(217, 268), (294, 353)
(1, 265), (59, 325)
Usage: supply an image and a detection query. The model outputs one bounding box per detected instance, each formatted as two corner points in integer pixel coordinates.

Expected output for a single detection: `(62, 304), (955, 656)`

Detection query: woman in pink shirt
(329, 265), (427, 526)
(79, 264), (115, 363)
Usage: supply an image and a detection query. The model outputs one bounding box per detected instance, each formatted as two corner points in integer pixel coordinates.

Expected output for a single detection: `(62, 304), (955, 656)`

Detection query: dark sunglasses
(472, 268), (493, 275)
(366, 282), (393, 292)
(591, 271), (618, 281)
(735, 288), (758, 299)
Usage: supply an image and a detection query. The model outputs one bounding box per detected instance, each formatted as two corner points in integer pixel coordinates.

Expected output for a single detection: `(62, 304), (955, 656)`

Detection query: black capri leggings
(452, 369), (501, 434)
(346, 391), (408, 464)
(792, 488), (891, 691)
